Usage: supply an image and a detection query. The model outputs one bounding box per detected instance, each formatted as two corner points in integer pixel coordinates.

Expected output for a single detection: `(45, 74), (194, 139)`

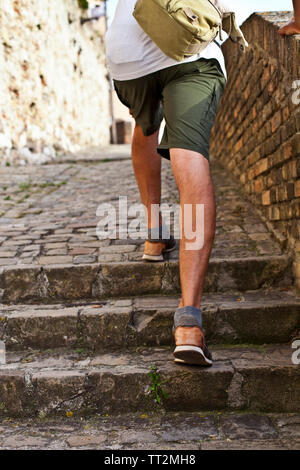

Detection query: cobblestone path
(0, 147), (282, 268)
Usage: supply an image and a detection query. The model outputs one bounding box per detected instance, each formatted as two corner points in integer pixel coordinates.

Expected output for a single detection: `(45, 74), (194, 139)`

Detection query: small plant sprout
(147, 365), (168, 405)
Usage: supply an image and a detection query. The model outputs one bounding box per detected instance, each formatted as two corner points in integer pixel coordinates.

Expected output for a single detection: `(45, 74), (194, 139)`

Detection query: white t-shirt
(106, 0), (233, 81)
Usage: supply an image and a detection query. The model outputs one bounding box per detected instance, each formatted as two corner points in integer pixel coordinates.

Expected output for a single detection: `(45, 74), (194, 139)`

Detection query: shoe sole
(142, 254), (164, 262)
(173, 345), (213, 367)
(142, 244), (176, 262)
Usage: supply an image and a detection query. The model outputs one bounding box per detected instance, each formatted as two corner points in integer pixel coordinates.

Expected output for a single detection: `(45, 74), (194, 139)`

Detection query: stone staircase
(0, 149), (299, 448)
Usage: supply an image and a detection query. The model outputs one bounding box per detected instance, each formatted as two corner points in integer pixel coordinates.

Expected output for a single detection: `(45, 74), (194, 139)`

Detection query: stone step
(0, 344), (299, 417)
(0, 254), (292, 304)
(0, 411), (297, 450)
(1, 290), (299, 352)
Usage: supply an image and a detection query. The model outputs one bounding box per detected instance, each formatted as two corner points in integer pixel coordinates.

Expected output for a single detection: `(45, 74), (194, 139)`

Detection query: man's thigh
(158, 59), (226, 160)
(114, 74), (163, 136)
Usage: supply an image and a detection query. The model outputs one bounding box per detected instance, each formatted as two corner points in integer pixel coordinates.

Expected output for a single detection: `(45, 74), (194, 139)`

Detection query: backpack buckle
(184, 8), (199, 25)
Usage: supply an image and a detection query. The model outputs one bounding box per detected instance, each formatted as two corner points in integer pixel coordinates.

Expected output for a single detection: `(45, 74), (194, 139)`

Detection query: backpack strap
(222, 12), (249, 51)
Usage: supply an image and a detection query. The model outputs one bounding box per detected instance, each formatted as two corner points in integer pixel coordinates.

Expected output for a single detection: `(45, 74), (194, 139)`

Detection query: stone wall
(210, 12), (300, 289)
(0, 0), (110, 165)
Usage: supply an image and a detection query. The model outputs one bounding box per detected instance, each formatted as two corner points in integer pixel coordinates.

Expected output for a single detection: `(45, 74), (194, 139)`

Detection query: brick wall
(211, 12), (300, 289)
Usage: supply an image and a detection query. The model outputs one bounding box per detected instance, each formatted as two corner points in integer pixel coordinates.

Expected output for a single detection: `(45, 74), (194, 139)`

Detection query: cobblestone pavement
(0, 147), (283, 268)
(0, 412), (299, 450)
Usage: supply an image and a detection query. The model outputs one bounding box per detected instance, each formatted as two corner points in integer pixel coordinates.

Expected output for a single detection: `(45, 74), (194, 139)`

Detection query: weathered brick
(294, 261), (300, 279)
(281, 142), (293, 161)
(280, 203), (293, 220)
(296, 159), (300, 178)
(281, 119), (297, 142)
(261, 66), (271, 88)
(286, 182), (295, 200)
(254, 178), (264, 193)
(235, 138), (243, 152)
(248, 168), (256, 181)
(295, 111), (300, 132)
(292, 132), (300, 155)
(240, 173), (247, 184)
(272, 111), (282, 132)
(295, 180), (300, 198)
(282, 105), (290, 123)
(281, 164), (288, 181)
(255, 159), (269, 176)
(293, 201), (300, 218)
(269, 206), (280, 221)
(248, 149), (261, 166)
(290, 160), (297, 178)
(243, 84), (251, 100)
(262, 191), (271, 206)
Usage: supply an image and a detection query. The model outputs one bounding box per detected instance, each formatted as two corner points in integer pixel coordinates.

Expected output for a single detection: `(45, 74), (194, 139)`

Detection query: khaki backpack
(133, 0), (248, 62)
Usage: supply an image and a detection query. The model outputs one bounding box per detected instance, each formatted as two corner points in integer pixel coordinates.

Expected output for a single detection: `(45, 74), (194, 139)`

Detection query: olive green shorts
(114, 58), (226, 161)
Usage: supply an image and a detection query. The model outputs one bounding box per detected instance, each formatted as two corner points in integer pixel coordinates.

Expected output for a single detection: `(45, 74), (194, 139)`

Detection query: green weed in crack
(147, 365), (168, 405)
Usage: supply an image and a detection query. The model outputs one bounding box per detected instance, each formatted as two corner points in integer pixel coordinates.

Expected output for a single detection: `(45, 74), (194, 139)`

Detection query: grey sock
(174, 306), (202, 330)
(148, 224), (171, 242)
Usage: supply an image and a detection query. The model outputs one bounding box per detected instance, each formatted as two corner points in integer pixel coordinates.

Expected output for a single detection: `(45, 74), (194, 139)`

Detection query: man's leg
(131, 123), (176, 260)
(132, 126), (216, 304)
(170, 149), (216, 346)
(131, 123), (162, 229)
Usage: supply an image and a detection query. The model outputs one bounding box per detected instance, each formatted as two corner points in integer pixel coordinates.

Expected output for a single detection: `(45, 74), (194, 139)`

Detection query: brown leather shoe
(174, 326), (213, 366)
(142, 231), (176, 262)
(143, 238), (176, 261)
(173, 306), (213, 366)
